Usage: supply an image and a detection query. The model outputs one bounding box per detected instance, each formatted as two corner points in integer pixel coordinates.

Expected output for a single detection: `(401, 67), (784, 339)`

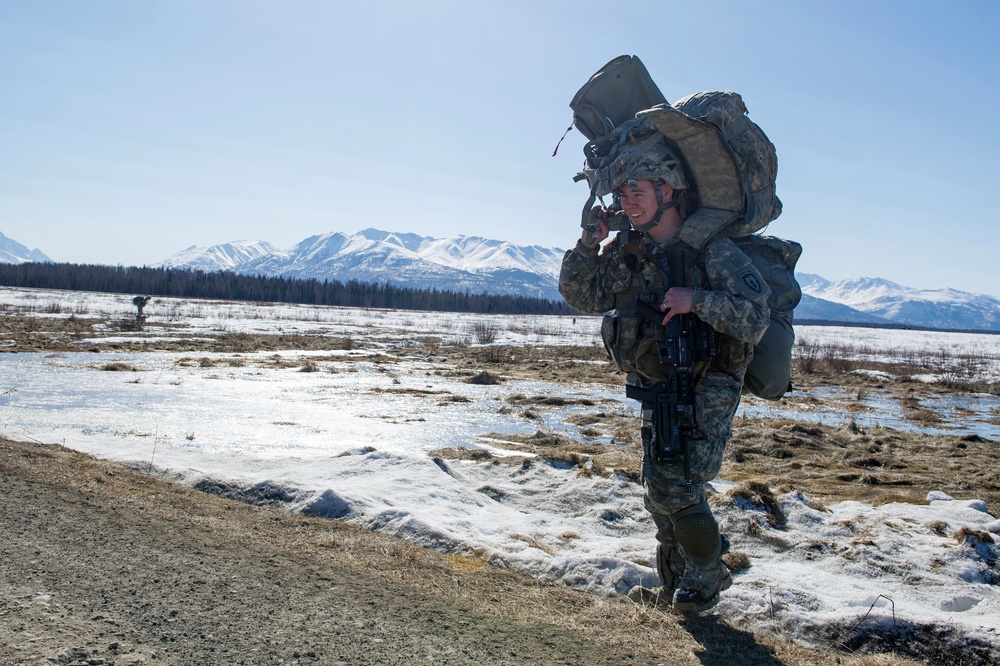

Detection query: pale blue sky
(2, 0), (998, 296)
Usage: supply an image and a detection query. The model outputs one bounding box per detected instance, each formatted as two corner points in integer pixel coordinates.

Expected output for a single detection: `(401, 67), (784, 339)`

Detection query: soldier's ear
(660, 183), (674, 201)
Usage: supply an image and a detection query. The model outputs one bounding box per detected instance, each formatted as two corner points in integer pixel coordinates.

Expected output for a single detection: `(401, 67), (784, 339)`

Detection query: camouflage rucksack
(567, 55), (801, 400)
(731, 234), (802, 400)
(652, 91), (782, 241)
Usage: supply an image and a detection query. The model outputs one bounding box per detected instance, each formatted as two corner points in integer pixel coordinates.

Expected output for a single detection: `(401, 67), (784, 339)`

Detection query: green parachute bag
(567, 55), (801, 400)
(569, 55), (667, 142)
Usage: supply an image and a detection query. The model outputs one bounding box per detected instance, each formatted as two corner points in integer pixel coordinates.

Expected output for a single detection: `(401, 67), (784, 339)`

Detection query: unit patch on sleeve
(740, 270), (762, 293)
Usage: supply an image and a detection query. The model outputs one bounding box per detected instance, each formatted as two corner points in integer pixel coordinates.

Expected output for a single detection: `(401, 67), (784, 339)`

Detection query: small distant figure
(132, 295), (152, 327)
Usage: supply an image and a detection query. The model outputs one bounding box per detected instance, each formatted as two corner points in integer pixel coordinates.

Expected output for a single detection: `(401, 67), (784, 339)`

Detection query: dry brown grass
(793, 339), (1000, 396)
(98, 361), (138, 372)
(434, 413), (999, 516)
(465, 370), (503, 385)
(727, 481), (786, 528)
(726, 417), (1000, 511)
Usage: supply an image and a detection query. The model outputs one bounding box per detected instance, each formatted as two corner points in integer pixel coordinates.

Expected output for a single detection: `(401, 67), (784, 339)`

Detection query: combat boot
(667, 500), (732, 612)
(672, 559), (732, 613)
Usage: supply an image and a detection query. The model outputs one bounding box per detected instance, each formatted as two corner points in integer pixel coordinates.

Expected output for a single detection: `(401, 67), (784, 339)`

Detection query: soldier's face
(619, 179), (672, 228)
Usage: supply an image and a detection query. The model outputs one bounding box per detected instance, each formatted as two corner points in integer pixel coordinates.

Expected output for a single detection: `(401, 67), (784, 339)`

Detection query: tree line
(0, 262), (574, 316)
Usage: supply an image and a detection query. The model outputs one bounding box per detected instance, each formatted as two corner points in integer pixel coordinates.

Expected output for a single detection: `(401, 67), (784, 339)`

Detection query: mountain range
(3, 227), (999, 331)
(158, 228), (565, 301)
(0, 231), (51, 264)
(794, 274), (1000, 331)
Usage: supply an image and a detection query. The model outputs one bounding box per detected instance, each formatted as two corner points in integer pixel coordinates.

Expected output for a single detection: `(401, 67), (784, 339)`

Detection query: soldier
(559, 141), (770, 612)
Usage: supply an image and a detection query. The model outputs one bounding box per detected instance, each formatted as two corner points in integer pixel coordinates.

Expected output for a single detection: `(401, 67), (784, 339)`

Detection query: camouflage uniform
(559, 227), (769, 600)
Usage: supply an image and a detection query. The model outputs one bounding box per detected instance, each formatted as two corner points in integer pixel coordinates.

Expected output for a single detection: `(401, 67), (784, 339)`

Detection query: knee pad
(670, 500), (721, 564)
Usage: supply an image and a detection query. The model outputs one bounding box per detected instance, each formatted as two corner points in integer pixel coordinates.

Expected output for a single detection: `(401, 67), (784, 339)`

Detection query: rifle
(624, 249), (715, 492)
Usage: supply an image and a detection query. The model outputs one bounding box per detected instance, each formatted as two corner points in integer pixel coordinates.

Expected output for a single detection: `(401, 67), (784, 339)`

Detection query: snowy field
(2, 286), (998, 658)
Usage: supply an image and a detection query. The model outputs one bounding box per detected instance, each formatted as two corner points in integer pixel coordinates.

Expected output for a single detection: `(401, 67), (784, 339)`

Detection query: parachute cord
(552, 125), (574, 157)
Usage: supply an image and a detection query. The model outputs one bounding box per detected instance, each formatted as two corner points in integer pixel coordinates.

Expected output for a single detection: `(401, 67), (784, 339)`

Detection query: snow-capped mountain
(159, 240), (279, 271)
(159, 228), (567, 301)
(0, 231), (51, 264)
(792, 293), (893, 326)
(799, 273), (1000, 331)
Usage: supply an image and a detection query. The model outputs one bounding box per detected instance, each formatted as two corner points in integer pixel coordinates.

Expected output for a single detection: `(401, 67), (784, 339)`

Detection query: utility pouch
(712, 335), (753, 374)
(600, 312), (641, 373)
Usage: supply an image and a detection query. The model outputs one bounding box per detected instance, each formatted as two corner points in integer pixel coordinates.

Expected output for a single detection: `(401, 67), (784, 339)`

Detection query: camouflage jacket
(559, 229), (770, 385)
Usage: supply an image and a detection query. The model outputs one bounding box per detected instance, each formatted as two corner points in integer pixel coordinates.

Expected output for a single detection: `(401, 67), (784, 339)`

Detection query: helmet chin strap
(631, 179), (677, 233)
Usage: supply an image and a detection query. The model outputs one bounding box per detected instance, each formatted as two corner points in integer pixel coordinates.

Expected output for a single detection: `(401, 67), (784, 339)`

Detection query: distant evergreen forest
(0, 263), (574, 316)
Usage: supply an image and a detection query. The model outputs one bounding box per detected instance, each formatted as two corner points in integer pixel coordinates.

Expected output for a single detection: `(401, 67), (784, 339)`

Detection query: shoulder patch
(740, 270), (762, 293)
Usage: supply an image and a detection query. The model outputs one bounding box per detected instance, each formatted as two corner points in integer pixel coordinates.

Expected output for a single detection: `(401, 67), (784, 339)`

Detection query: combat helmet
(619, 138), (688, 192)
(577, 118), (695, 233)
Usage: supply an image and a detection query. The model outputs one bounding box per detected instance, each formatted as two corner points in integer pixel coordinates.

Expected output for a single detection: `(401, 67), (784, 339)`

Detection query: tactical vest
(599, 231), (751, 383)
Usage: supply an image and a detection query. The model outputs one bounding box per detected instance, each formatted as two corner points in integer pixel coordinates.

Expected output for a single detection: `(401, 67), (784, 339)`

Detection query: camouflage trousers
(632, 371), (743, 532)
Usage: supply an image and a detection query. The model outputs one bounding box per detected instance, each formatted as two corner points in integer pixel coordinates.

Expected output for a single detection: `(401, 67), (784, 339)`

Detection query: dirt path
(0, 437), (641, 665)
(1, 437), (915, 666)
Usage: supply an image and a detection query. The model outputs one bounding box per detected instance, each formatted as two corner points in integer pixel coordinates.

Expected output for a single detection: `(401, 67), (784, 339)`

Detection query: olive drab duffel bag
(568, 54), (667, 142)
